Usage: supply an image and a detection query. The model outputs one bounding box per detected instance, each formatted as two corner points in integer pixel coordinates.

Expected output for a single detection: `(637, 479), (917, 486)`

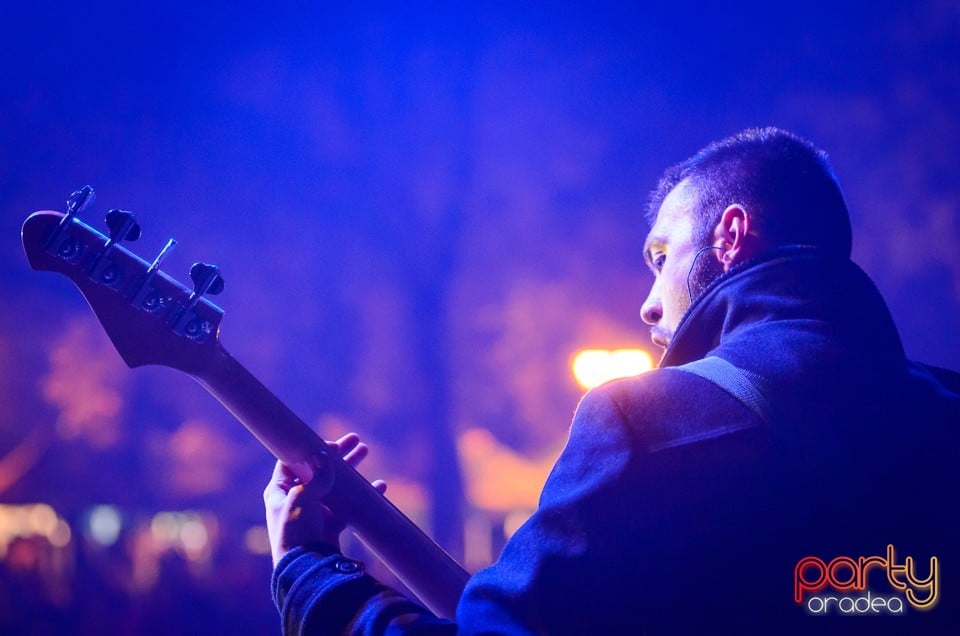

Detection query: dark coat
(274, 248), (960, 634)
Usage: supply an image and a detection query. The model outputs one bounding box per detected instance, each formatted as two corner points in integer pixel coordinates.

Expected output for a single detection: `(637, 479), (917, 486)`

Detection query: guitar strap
(674, 356), (772, 424)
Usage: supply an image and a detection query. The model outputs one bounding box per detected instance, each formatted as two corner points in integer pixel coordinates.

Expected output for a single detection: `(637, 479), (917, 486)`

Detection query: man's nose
(641, 283), (662, 326)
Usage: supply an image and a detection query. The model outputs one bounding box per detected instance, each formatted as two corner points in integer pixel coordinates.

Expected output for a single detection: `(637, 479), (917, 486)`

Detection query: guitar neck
(195, 344), (468, 619)
(20, 206), (467, 618)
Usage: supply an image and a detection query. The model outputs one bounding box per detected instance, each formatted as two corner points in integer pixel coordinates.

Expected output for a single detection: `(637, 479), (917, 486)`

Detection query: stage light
(0, 503), (72, 554)
(244, 526), (271, 556)
(27, 503), (58, 536)
(180, 519), (209, 559)
(572, 348), (654, 390)
(50, 519), (72, 548)
(87, 505), (122, 546)
(148, 511), (215, 561)
(150, 512), (180, 543)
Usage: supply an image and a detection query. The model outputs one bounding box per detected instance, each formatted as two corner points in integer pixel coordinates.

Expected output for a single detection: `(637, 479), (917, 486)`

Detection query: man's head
(640, 127), (851, 348)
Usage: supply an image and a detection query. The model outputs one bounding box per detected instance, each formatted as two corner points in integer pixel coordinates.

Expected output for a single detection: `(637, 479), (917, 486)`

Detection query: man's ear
(711, 204), (754, 271)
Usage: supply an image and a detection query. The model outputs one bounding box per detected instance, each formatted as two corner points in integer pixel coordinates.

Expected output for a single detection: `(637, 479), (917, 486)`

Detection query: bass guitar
(20, 186), (468, 619)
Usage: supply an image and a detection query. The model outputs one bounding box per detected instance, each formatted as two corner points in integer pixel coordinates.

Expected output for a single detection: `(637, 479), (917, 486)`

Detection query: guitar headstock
(21, 186), (226, 376)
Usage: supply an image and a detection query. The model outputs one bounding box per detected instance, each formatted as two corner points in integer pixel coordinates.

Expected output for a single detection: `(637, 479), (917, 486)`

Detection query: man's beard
(654, 245), (724, 350)
(686, 245), (725, 304)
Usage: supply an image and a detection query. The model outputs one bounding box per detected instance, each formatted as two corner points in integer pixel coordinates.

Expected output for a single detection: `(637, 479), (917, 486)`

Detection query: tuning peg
(89, 209), (143, 285)
(46, 185), (96, 255)
(131, 239), (178, 313)
(189, 262), (225, 296)
(105, 209), (141, 242)
(147, 239), (177, 277)
(170, 262), (224, 340)
(66, 185), (96, 219)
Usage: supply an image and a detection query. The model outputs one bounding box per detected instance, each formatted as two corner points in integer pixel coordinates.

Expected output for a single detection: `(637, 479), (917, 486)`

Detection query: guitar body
(21, 195), (468, 619)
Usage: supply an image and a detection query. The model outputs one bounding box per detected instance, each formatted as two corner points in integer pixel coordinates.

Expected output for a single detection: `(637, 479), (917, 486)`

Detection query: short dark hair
(647, 127), (852, 256)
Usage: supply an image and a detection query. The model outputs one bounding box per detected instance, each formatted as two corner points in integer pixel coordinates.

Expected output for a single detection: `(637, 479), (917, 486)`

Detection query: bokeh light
(572, 349), (654, 390)
(87, 505), (123, 546)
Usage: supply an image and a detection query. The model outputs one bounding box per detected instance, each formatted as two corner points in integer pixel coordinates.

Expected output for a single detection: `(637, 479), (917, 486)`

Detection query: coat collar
(658, 246), (906, 375)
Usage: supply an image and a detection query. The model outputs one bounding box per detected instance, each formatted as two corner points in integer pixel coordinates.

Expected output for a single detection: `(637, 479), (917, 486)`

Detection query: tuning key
(65, 185), (96, 222)
(131, 238), (178, 313)
(90, 209), (143, 285)
(146, 239), (177, 277)
(189, 262), (225, 296)
(105, 209), (142, 243)
(46, 185), (96, 256)
(171, 262), (224, 340)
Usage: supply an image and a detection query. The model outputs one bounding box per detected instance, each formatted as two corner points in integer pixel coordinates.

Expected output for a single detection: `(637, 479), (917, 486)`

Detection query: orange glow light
(572, 349), (654, 390)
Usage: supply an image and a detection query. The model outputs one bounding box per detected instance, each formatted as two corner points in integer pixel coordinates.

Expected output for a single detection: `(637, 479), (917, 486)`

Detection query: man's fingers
(326, 433), (381, 494)
(272, 459), (299, 485)
(264, 486), (288, 510)
(328, 433), (361, 457)
(343, 443), (369, 465)
(265, 460), (300, 502)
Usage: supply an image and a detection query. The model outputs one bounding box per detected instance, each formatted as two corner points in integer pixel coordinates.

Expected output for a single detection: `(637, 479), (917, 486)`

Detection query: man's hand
(263, 433), (386, 567)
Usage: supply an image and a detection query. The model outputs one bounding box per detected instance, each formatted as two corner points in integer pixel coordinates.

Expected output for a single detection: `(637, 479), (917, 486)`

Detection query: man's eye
(653, 254), (666, 271)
